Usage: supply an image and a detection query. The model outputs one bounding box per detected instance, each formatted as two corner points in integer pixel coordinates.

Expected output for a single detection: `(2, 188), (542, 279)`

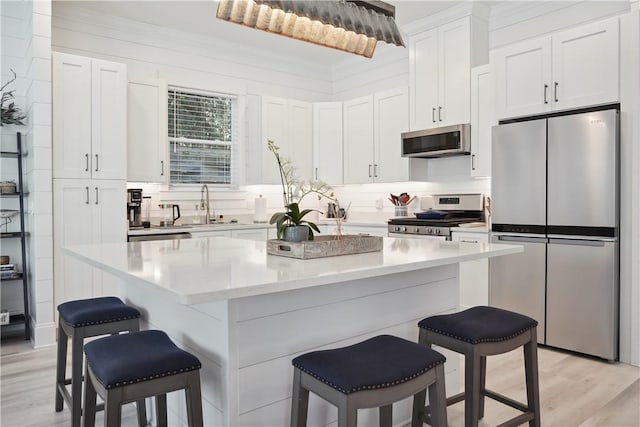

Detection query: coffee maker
(127, 189), (143, 228)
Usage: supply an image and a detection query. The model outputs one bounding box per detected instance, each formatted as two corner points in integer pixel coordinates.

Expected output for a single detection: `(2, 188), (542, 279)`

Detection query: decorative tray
(267, 235), (383, 259)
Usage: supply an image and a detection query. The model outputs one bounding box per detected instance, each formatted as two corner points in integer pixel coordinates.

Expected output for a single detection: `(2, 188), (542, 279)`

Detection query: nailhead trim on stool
(418, 306), (541, 427)
(83, 330), (204, 427)
(290, 335), (449, 427)
(55, 297), (146, 427)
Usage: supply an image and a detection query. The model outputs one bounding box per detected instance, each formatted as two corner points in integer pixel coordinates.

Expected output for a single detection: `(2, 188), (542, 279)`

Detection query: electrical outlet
(0, 311), (9, 325)
(375, 199), (383, 210)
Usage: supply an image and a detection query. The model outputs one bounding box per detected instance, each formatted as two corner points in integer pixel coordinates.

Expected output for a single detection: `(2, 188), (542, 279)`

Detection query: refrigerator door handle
(496, 235), (547, 243)
(548, 238), (606, 247)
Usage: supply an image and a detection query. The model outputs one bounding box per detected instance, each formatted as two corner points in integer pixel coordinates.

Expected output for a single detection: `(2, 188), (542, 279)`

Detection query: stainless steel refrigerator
(489, 108), (619, 361)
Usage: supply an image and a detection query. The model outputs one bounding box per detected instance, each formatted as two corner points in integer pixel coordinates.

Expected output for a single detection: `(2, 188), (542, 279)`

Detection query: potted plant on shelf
(267, 140), (337, 242)
(1, 70), (26, 127)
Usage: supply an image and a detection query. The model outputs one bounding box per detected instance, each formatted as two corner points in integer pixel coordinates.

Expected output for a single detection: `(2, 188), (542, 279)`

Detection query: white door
(374, 87), (409, 182)
(552, 17), (619, 111)
(409, 28), (439, 130)
(91, 180), (127, 296)
(493, 37), (552, 119)
(52, 52), (92, 179)
(437, 17), (471, 126)
(53, 179), (94, 305)
(127, 79), (168, 182)
(343, 95), (374, 184)
(289, 100), (313, 181)
(312, 102), (343, 184)
(261, 96), (289, 184)
(470, 65), (492, 177)
(91, 59), (127, 180)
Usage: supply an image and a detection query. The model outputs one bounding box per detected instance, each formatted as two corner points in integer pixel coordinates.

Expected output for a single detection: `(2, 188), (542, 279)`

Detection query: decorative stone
(267, 235), (383, 259)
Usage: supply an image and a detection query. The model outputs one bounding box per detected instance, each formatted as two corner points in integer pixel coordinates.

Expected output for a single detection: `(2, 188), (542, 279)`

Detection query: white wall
(1, 0), (55, 347)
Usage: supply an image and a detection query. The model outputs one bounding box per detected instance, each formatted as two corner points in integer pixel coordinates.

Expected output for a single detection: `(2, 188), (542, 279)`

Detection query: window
(168, 88), (237, 184)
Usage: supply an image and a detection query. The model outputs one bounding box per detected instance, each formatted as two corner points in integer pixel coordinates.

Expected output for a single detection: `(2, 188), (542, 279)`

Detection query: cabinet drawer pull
(161, 160), (164, 176)
(374, 164), (378, 178)
(432, 107), (436, 123)
(85, 186), (89, 204)
(460, 239), (478, 243)
(554, 82), (558, 102)
(95, 154), (99, 172)
(368, 164), (372, 178)
(315, 167), (318, 180)
(85, 154), (89, 172)
(471, 154), (476, 170)
(544, 84), (548, 104)
(95, 187), (99, 205)
(438, 106), (443, 122)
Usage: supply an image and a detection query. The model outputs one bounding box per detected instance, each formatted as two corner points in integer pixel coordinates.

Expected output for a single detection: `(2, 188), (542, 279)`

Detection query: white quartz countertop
(64, 237), (521, 305)
(128, 222), (273, 236)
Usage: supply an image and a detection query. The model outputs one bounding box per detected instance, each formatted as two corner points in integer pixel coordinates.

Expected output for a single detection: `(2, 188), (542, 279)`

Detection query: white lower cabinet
(451, 231), (489, 309)
(191, 228), (270, 241)
(53, 179), (126, 306)
(333, 224), (388, 237)
(192, 230), (232, 238)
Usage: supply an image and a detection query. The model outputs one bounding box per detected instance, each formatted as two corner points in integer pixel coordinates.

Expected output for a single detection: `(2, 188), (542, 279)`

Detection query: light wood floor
(1, 337), (639, 426)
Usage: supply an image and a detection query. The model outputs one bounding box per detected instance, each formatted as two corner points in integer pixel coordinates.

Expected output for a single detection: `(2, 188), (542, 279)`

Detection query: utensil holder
(394, 206), (408, 217)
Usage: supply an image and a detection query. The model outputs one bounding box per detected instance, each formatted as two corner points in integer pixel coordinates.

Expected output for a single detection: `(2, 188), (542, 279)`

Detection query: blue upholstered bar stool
(83, 330), (203, 427)
(55, 297), (146, 427)
(418, 306), (541, 427)
(290, 335), (448, 427)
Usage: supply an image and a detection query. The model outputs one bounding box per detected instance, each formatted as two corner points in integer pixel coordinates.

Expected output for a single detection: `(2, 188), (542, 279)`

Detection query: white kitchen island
(64, 236), (521, 427)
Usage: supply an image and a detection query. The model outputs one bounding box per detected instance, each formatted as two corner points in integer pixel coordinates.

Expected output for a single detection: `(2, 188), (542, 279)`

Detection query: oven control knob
(414, 227), (420, 233)
(435, 229), (441, 235)
(402, 227), (407, 232)
(394, 226), (400, 232)
(427, 228), (433, 234)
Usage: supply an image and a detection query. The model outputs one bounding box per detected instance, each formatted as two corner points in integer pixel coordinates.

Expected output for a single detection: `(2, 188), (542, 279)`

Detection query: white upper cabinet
(53, 52), (127, 180)
(312, 102), (343, 184)
(410, 16), (480, 130)
(127, 79), (168, 183)
(470, 65), (493, 177)
(551, 18), (619, 111)
(374, 87), (409, 182)
(493, 17), (619, 120)
(343, 88), (409, 184)
(343, 95), (374, 184)
(254, 96), (313, 185)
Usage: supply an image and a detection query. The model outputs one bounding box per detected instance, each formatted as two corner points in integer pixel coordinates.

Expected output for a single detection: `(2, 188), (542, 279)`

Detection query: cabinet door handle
(95, 187), (99, 205)
(374, 164), (378, 177)
(368, 164), (372, 178)
(544, 84), (548, 104)
(471, 154), (476, 170)
(438, 106), (442, 122)
(85, 186), (90, 204)
(432, 107), (436, 123)
(85, 154), (89, 172)
(315, 167), (318, 180)
(554, 82), (558, 102)
(95, 154), (99, 172)
(160, 160), (164, 176)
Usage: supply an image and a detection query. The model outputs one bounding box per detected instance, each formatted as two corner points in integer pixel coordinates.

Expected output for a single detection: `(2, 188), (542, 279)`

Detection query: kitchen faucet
(201, 184), (211, 224)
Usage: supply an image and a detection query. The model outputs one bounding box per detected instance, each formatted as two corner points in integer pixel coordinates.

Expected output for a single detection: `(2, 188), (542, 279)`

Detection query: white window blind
(168, 88), (238, 185)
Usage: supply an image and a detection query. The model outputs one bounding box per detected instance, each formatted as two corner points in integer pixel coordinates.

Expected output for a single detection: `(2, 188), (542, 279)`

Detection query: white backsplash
(129, 176), (491, 225)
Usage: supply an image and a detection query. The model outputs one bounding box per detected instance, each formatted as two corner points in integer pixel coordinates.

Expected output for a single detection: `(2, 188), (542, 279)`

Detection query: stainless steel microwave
(401, 124), (471, 158)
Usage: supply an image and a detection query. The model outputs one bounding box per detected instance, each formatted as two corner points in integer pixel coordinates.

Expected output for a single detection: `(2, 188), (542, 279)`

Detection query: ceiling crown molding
(402, 1), (490, 36)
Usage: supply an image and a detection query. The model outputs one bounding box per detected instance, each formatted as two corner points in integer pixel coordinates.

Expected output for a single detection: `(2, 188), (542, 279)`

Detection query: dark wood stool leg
(524, 332), (541, 427)
(82, 364), (97, 427)
(478, 355), (487, 419)
(464, 348), (482, 427)
(290, 369), (309, 427)
(155, 394), (167, 427)
(185, 371), (203, 427)
(379, 404), (392, 427)
(104, 389), (123, 427)
(55, 318), (68, 412)
(428, 364), (448, 427)
(71, 329), (84, 427)
(411, 389), (427, 427)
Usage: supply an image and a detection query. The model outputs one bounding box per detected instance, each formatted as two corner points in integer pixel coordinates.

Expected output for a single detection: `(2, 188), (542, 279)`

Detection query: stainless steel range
(388, 194), (484, 240)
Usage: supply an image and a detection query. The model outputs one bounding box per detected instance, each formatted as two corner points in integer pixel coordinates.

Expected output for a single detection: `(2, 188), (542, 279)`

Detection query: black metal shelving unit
(1, 132), (31, 340)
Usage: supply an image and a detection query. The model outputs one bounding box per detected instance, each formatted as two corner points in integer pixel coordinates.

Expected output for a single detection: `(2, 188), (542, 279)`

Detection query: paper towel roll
(254, 195), (267, 223)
